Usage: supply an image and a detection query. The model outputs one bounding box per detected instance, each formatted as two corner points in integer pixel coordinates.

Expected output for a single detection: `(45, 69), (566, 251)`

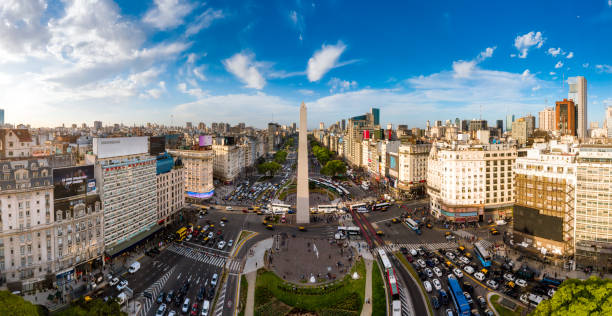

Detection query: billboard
(53, 165), (94, 199)
(389, 154), (398, 170)
(93, 137), (148, 159)
(199, 135), (213, 147)
(363, 130), (370, 139)
(149, 136), (166, 155)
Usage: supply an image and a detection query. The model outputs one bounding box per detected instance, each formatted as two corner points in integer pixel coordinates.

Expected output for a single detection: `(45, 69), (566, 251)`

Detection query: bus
(269, 203), (291, 214)
(318, 205), (338, 213)
(338, 226), (361, 235)
(378, 249), (401, 315)
(405, 218), (422, 235)
(373, 202), (391, 211)
(474, 241), (492, 268)
(175, 227), (188, 241)
(387, 268), (400, 300)
(447, 276), (471, 316)
(541, 276), (563, 287)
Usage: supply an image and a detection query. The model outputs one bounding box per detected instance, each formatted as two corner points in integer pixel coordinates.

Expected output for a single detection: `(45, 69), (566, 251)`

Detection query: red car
(217, 230), (222, 235)
(190, 302), (198, 316)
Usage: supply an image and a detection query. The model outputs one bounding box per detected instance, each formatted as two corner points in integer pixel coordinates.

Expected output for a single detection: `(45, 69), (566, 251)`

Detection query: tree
(0, 291), (40, 316)
(324, 160), (347, 177)
(55, 297), (126, 316)
(258, 162), (282, 176)
(274, 150), (288, 164)
(532, 276), (612, 316)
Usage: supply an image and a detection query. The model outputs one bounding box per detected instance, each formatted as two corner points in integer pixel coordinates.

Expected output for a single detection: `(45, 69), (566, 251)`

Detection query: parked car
(504, 273), (515, 282)
(474, 272), (486, 281)
(431, 296), (440, 309)
(227, 240), (234, 248)
(157, 292), (165, 304)
(116, 280), (128, 291)
(460, 256), (470, 265)
(433, 267), (443, 277)
(211, 273), (218, 286)
(486, 279), (499, 290)
(463, 265), (475, 274)
(453, 268), (464, 278)
(445, 308), (454, 316)
(217, 241), (226, 249)
(166, 290), (174, 303)
(477, 296), (487, 309)
(182, 298), (190, 313)
(110, 277), (120, 286)
(425, 268), (433, 278)
(417, 259), (426, 268)
(156, 304), (167, 316)
(515, 279), (527, 287)
(463, 292), (473, 305)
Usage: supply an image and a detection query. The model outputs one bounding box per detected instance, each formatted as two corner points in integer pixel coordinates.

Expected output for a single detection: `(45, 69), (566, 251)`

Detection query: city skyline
(1, 1), (612, 128)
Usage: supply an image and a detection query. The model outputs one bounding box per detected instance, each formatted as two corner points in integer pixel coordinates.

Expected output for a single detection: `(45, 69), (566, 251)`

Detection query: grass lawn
(254, 259), (366, 315)
(491, 294), (522, 316)
(237, 230), (256, 245)
(394, 252), (434, 316)
(372, 261), (387, 316)
(238, 275), (248, 316)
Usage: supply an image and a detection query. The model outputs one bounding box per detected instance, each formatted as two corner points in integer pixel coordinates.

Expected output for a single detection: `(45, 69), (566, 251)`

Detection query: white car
(168, 311), (177, 316)
(474, 272), (485, 281)
(226, 206), (232, 210)
(432, 278), (442, 290)
(520, 294), (529, 305)
(207, 232), (214, 239)
(116, 280), (128, 291)
(453, 268), (464, 278)
(460, 256), (470, 265)
(220, 221), (225, 227)
(515, 279), (527, 287)
(486, 279), (499, 290)
(217, 241), (226, 249)
(211, 273), (218, 286)
(156, 304), (167, 316)
(446, 252), (456, 260)
(182, 298), (190, 313)
(548, 288), (556, 298)
(433, 267), (443, 277)
(110, 277), (120, 286)
(410, 249), (418, 256)
(186, 234), (192, 242)
(463, 265), (474, 274)
(417, 259), (426, 268)
(425, 268), (433, 278)
(504, 273), (515, 282)
(423, 280), (432, 292)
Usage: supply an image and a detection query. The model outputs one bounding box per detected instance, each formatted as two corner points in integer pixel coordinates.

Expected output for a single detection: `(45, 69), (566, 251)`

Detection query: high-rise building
(198, 122), (206, 130)
(93, 121), (102, 130)
(460, 120), (469, 132)
(555, 99), (577, 136)
(319, 122), (325, 130)
(167, 148), (214, 200)
(344, 108), (380, 167)
(512, 118), (529, 144)
(186, 122), (193, 129)
(538, 107), (555, 131)
(496, 120), (503, 131)
(455, 118), (461, 127)
(606, 107), (612, 138)
(469, 119), (487, 132)
(341, 119), (346, 131)
(397, 143), (431, 197)
(212, 141), (245, 182)
(0, 108), (4, 125)
(156, 154), (185, 227)
(568, 76), (587, 139)
(506, 114), (515, 132)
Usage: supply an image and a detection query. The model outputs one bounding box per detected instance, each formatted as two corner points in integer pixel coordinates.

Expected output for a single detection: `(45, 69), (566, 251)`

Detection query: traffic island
(490, 294), (522, 316)
(253, 258), (366, 316)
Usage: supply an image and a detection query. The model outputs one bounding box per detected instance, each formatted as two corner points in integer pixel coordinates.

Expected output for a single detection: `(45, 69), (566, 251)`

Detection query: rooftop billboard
(199, 135), (213, 147)
(93, 137), (148, 159)
(53, 165), (94, 199)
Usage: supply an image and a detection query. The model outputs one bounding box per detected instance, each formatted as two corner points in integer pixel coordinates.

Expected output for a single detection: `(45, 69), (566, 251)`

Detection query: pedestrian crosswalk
(225, 259), (243, 274)
(139, 266), (176, 316)
(398, 285), (414, 316)
(478, 239), (494, 249)
(168, 244), (227, 268)
(213, 277), (228, 316)
(377, 241), (458, 253)
(454, 230), (475, 239)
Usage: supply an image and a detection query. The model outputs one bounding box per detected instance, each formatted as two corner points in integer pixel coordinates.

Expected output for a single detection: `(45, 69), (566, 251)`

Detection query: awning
(105, 224), (162, 258)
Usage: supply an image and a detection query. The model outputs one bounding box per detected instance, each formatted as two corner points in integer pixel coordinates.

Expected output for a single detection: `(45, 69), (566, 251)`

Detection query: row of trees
(320, 160), (347, 178)
(257, 161), (282, 176)
(310, 139), (346, 178)
(311, 144), (332, 166)
(532, 276), (612, 315)
(0, 291), (126, 316)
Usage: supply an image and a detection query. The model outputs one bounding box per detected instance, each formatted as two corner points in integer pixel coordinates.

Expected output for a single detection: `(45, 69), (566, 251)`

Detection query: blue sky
(1, 0), (612, 129)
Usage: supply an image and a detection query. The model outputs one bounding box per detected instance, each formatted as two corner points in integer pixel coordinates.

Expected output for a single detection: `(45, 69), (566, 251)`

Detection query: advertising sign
(389, 155), (397, 170)
(93, 137), (148, 159)
(199, 135), (213, 147)
(86, 179), (97, 195)
(53, 165), (94, 199)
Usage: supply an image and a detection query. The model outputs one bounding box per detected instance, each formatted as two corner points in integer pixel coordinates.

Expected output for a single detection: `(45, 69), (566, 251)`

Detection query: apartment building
(90, 137), (157, 257)
(167, 148), (214, 200)
(397, 143), (431, 197)
(0, 129), (34, 159)
(156, 154), (185, 227)
(213, 143), (245, 183)
(427, 143), (516, 222)
(513, 143), (576, 256)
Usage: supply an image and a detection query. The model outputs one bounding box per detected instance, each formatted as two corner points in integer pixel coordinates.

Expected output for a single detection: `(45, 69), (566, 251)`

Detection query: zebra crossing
(453, 230), (475, 239)
(139, 266), (176, 316)
(213, 277), (228, 316)
(478, 239), (494, 249)
(225, 259), (243, 274)
(378, 241), (457, 253)
(168, 244), (227, 268)
(398, 285), (414, 316)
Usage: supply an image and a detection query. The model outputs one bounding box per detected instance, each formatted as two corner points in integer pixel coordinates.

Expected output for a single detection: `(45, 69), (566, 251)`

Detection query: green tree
(532, 276), (612, 316)
(0, 291), (40, 316)
(323, 160), (346, 177)
(258, 162), (282, 176)
(56, 297), (126, 316)
(274, 150), (288, 164)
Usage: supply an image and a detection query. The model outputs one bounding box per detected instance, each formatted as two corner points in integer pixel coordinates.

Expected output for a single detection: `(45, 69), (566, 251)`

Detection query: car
(453, 268), (464, 278)
(406, 255), (413, 262)
(433, 278), (442, 290)
(446, 252), (456, 260)
(200, 300), (210, 316)
(460, 256), (470, 265)
(424, 280), (432, 292)
(426, 259), (435, 268)
(548, 288), (556, 298)
(218, 241), (226, 249)
(515, 279), (527, 287)
(474, 272), (486, 281)
(156, 303), (167, 316)
(463, 265), (475, 274)
(504, 273), (515, 282)
(463, 292), (473, 304)
(425, 268), (433, 278)
(432, 257), (440, 265)
(203, 225), (209, 232)
(166, 290), (174, 303)
(486, 279), (499, 290)
(116, 280), (128, 291)
(445, 308), (454, 316)
(197, 287), (205, 302)
(439, 290), (449, 305)
(410, 249), (418, 256)
(157, 292), (165, 304)
(417, 259), (426, 268)
(217, 230), (222, 235)
(463, 282), (474, 294)
(433, 267), (443, 277)
(477, 296), (487, 309)
(168, 310), (177, 316)
(431, 296), (440, 309)
(190, 302), (199, 316)
(226, 206), (232, 210)
(186, 234), (192, 242)
(520, 294), (529, 304)
(219, 221), (225, 227)
(484, 309), (495, 316)
(207, 232), (213, 239)
(227, 239), (234, 248)
(110, 277), (119, 286)
(211, 273), (218, 286)
(182, 298), (191, 313)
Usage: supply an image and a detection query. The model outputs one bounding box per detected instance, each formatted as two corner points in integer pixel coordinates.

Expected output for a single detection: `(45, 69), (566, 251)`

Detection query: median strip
(394, 252), (434, 316)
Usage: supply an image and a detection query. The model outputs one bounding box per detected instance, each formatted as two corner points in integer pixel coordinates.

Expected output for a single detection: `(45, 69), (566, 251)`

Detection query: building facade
(156, 155), (184, 227)
(167, 148), (214, 200)
(0, 129), (34, 159)
(556, 99), (577, 136)
(568, 76), (587, 139)
(212, 144), (244, 183)
(538, 107), (555, 132)
(397, 143), (431, 197)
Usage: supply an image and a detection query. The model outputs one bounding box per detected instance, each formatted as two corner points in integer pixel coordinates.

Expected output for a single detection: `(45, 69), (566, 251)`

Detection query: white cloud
(452, 47), (496, 78)
(185, 8), (224, 36)
(222, 52), (266, 89)
(193, 66), (206, 80)
(521, 69), (532, 80)
(555, 61), (564, 69)
(0, 0), (50, 61)
(549, 72), (556, 75)
(596, 64), (612, 73)
(328, 77), (357, 94)
(307, 41), (347, 82)
(583, 63), (590, 68)
(477, 46), (496, 61)
(298, 89), (315, 96)
(547, 47), (563, 57)
(609, 0), (612, 7)
(514, 31), (545, 58)
(566, 52), (574, 59)
(532, 85), (541, 91)
(143, 81), (167, 99)
(289, 11), (298, 24)
(177, 82), (207, 98)
(143, 0), (195, 30)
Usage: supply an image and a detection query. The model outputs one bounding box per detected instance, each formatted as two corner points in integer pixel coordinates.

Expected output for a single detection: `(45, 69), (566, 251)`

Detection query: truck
(128, 261), (141, 274)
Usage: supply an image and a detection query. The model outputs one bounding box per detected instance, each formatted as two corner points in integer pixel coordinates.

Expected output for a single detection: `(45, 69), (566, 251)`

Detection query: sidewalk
(244, 271), (257, 316)
(361, 259), (373, 316)
(244, 238), (273, 274)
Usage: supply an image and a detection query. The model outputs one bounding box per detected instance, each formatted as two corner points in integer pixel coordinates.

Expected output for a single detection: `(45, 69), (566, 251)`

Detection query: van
(200, 300), (210, 316)
(117, 292), (127, 305)
(128, 261), (141, 274)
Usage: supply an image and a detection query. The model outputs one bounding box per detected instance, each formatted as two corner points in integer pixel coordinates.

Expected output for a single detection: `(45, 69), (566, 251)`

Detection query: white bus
(318, 205), (338, 213)
(350, 203), (367, 211)
(338, 226), (361, 235)
(269, 203), (291, 214)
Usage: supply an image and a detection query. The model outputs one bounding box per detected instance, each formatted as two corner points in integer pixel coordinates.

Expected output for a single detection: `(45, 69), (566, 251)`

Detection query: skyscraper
(606, 107), (612, 138)
(555, 99), (577, 136)
(538, 107), (555, 131)
(341, 119), (346, 131)
(506, 114), (515, 132)
(0, 108), (4, 126)
(496, 120), (503, 131)
(568, 76), (587, 139)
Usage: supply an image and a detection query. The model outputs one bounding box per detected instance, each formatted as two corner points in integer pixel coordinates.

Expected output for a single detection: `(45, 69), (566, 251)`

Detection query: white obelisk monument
(296, 102), (310, 224)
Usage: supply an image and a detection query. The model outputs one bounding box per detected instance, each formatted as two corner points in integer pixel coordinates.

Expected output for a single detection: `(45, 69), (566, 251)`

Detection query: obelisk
(296, 102), (310, 224)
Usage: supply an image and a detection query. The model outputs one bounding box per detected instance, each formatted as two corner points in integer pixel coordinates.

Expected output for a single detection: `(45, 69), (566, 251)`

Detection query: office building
(606, 107), (612, 138)
(506, 114), (515, 132)
(186, 122), (193, 129)
(319, 122), (325, 130)
(469, 120), (487, 132)
(90, 137), (158, 257)
(513, 143), (576, 256)
(555, 99), (577, 136)
(212, 140), (245, 183)
(167, 148), (214, 200)
(93, 121), (102, 130)
(0, 109), (4, 125)
(574, 145), (612, 271)
(496, 120), (503, 131)
(156, 154), (185, 227)
(427, 143), (516, 223)
(397, 143), (431, 198)
(344, 108), (380, 167)
(568, 76), (587, 139)
(512, 118), (529, 144)
(538, 107), (555, 132)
